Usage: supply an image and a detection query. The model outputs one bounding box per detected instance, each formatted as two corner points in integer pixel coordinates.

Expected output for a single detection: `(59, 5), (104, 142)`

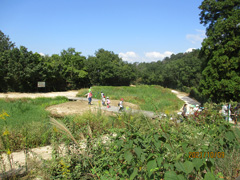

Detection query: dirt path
(171, 90), (200, 106)
(0, 90), (79, 99)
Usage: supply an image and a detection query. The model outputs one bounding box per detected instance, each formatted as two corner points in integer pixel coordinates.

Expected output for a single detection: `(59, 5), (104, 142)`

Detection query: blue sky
(0, 0), (205, 62)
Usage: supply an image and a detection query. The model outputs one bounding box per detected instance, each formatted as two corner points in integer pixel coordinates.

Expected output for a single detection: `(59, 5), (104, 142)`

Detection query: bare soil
(0, 90), (79, 99)
(0, 91), (139, 116)
(46, 99), (139, 117)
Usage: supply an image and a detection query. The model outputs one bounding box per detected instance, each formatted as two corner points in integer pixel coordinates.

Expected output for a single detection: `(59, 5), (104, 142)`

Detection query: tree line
(0, 35), (136, 92)
(0, 30), (203, 93)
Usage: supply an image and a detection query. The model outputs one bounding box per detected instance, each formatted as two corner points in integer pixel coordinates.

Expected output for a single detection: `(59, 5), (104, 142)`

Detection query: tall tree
(199, 0), (240, 102)
(60, 48), (89, 89)
(0, 30), (15, 53)
(86, 49), (135, 86)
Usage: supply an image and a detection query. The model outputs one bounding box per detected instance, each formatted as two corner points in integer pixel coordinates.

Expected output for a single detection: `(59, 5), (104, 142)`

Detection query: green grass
(0, 97), (68, 150)
(77, 85), (184, 113)
(0, 97), (68, 128)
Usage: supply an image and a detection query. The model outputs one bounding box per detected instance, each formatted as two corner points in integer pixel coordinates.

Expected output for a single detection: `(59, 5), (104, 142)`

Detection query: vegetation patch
(77, 85), (183, 113)
(0, 97), (68, 151)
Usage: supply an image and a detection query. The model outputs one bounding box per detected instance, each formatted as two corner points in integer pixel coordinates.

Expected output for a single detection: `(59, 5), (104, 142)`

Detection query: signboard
(38, 82), (46, 88)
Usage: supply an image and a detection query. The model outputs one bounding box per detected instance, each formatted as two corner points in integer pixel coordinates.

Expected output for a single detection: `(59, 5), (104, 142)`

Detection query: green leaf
(175, 153), (184, 161)
(141, 153), (146, 163)
(177, 174), (186, 180)
(175, 161), (184, 172)
(192, 158), (203, 171)
(124, 150), (133, 164)
(233, 128), (240, 139)
(204, 172), (216, 180)
(165, 143), (173, 151)
(147, 159), (157, 177)
(164, 171), (178, 180)
(156, 157), (163, 167)
(183, 161), (194, 174)
(134, 147), (142, 159)
(130, 168), (138, 180)
(175, 161), (194, 174)
(164, 163), (170, 169)
(154, 141), (162, 149)
(219, 138), (224, 146)
(225, 131), (235, 142)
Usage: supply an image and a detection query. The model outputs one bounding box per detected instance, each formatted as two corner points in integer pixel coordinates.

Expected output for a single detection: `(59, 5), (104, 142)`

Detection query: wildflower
(53, 127), (58, 133)
(0, 111), (10, 120)
(165, 110), (170, 115)
(7, 149), (11, 155)
(2, 129), (9, 136)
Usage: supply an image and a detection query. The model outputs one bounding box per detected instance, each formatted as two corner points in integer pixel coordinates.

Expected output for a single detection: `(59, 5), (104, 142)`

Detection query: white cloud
(186, 29), (205, 44)
(119, 51), (139, 62)
(119, 51), (174, 63)
(39, 52), (45, 56)
(145, 51), (173, 60)
(185, 48), (195, 53)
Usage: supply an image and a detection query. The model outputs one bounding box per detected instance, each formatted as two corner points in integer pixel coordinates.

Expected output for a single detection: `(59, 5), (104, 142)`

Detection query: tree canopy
(199, 0), (240, 102)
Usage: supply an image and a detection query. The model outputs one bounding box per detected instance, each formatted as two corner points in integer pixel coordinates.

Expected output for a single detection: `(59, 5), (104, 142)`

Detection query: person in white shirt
(102, 96), (106, 106)
(118, 98), (124, 111)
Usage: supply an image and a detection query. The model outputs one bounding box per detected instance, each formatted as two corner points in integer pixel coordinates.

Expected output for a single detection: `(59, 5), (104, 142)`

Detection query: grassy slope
(0, 97), (68, 128)
(77, 85), (184, 113)
(0, 97), (68, 150)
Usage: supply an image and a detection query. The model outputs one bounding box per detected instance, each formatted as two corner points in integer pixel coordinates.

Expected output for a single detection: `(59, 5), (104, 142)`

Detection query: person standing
(118, 98), (124, 111)
(102, 96), (106, 106)
(87, 91), (92, 105)
(182, 104), (188, 119)
(101, 92), (104, 98)
(106, 97), (111, 108)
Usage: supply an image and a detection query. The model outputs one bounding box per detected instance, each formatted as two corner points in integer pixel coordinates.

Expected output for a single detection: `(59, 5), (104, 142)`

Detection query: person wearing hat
(118, 98), (124, 111)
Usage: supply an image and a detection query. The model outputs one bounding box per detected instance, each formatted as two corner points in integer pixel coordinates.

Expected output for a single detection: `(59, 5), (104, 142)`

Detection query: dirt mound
(46, 99), (139, 117)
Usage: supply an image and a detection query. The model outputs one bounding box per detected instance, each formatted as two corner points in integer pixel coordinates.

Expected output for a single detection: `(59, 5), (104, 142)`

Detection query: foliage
(77, 85), (184, 113)
(133, 50), (204, 93)
(0, 30), (204, 96)
(199, 0), (240, 102)
(44, 105), (240, 179)
(0, 30), (14, 53)
(0, 97), (68, 151)
(86, 48), (135, 86)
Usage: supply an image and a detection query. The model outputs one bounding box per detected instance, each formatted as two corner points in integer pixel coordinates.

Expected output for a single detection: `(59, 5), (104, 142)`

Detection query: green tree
(0, 30), (15, 53)
(86, 49), (135, 86)
(0, 30), (15, 91)
(199, 0), (240, 102)
(60, 48), (89, 89)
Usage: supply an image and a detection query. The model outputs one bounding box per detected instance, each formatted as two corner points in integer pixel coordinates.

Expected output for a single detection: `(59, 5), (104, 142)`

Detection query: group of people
(101, 92), (124, 111)
(222, 103), (240, 125)
(100, 92), (111, 108)
(181, 103), (202, 119)
(182, 102), (240, 125)
(87, 89), (124, 111)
